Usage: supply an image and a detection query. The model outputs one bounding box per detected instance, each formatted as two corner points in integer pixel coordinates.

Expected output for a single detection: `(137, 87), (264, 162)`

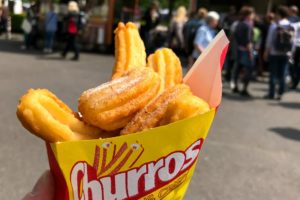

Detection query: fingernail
(31, 171), (49, 195)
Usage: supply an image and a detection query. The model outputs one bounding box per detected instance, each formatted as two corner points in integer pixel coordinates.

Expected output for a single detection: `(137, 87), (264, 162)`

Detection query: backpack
(21, 18), (32, 34)
(68, 17), (78, 34)
(183, 20), (202, 54)
(273, 24), (294, 52)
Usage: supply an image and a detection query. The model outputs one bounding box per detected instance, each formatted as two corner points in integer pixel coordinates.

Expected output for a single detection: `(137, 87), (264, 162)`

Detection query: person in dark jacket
(257, 12), (275, 76)
(0, 7), (7, 35)
(62, 1), (81, 61)
(183, 8), (207, 68)
(232, 6), (255, 97)
(141, 1), (160, 55)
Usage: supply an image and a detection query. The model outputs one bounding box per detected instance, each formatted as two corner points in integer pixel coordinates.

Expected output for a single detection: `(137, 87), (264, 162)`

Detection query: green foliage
(22, 0), (60, 3)
(173, 0), (189, 8)
(11, 14), (25, 33)
(140, 0), (189, 11)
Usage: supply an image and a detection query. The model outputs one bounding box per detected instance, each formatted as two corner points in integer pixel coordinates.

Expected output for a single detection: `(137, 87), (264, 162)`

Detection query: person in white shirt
(264, 6), (294, 100)
(290, 22), (300, 89)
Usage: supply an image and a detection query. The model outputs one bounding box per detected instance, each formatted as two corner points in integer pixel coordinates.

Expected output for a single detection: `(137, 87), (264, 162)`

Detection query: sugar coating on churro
(79, 68), (161, 131)
(16, 89), (103, 142)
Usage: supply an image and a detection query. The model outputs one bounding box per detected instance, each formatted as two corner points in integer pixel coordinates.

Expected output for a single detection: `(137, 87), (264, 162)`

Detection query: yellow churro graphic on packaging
(47, 31), (229, 200)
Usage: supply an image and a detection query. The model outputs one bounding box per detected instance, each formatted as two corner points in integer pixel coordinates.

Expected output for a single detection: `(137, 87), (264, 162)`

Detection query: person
(288, 5), (300, 23)
(44, 4), (58, 53)
(290, 21), (300, 89)
(232, 6), (255, 96)
(30, 4), (40, 49)
(22, 171), (54, 200)
(222, 6), (239, 81)
(169, 6), (188, 54)
(21, 9), (33, 50)
(253, 15), (262, 77)
(264, 6), (295, 100)
(62, 1), (82, 61)
(197, 8), (208, 26)
(2, 6), (11, 39)
(141, 1), (160, 55)
(192, 11), (220, 60)
(222, 6), (238, 37)
(224, 18), (239, 84)
(21, 4), (39, 50)
(183, 8), (207, 68)
(0, 7), (7, 35)
(257, 13), (275, 76)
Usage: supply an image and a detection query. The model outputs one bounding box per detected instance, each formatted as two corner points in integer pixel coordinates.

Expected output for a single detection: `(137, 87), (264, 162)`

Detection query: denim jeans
(290, 47), (300, 88)
(233, 50), (254, 90)
(268, 55), (288, 97)
(45, 31), (55, 49)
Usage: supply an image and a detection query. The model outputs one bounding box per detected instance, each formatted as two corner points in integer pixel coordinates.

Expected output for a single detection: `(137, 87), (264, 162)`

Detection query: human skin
(22, 170), (54, 200)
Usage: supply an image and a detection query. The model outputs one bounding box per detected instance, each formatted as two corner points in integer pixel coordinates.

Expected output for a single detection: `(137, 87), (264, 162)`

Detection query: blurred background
(0, 0), (299, 199)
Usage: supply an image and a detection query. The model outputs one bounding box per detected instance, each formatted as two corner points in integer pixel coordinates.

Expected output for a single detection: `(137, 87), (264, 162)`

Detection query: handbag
(21, 19), (32, 34)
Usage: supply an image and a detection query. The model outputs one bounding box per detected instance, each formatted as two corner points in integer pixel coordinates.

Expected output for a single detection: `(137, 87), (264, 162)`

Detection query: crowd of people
(1, 2), (300, 99)
(225, 5), (300, 100)
(0, 6), (11, 39)
(20, 1), (84, 60)
(141, 3), (300, 100)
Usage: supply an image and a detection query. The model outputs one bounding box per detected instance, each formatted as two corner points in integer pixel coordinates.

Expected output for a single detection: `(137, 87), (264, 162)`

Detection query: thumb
(23, 170), (55, 200)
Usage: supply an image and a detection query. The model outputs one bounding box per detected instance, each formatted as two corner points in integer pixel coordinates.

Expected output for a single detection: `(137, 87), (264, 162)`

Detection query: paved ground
(0, 39), (299, 200)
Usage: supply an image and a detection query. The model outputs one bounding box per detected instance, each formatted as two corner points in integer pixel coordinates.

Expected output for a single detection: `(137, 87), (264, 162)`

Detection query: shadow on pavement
(269, 127), (300, 142)
(251, 87), (268, 92)
(35, 55), (66, 61)
(222, 92), (256, 102)
(0, 39), (42, 55)
(268, 102), (300, 110)
(0, 39), (72, 61)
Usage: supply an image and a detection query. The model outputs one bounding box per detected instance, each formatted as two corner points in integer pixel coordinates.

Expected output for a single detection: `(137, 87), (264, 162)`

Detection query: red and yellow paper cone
(47, 31), (229, 200)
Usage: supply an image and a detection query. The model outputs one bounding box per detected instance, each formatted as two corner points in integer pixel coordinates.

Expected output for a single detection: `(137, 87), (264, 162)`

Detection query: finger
(22, 170), (54, 200)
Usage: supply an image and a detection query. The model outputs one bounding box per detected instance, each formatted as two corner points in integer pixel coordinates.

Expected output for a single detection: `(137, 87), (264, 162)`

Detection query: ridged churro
(112, 22), (146, 79)
(159, 92), (210, 126)
(79, 68), (161, 131)
(17, 89), (103, 142)
(147, 48), (182, 92)
(121, 84), (209, 135)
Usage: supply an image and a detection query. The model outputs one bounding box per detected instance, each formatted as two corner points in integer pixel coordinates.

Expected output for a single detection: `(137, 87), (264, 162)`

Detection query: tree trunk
(168, 0), (175, 20)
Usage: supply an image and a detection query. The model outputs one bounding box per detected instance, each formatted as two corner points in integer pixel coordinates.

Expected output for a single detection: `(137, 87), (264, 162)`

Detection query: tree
(140, 0), (189, 11)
